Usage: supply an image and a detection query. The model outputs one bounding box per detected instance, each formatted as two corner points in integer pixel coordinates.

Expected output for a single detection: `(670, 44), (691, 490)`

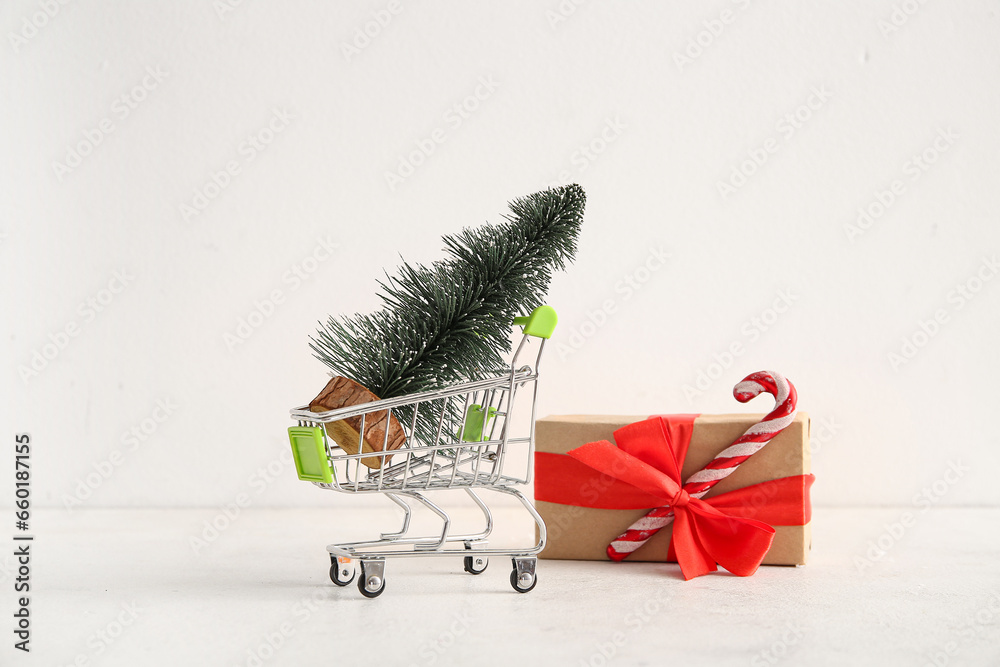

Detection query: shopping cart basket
(287, 305), (557, 597)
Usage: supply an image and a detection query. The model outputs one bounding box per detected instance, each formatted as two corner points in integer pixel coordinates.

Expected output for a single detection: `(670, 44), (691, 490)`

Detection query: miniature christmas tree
(308, 184), (585, 464)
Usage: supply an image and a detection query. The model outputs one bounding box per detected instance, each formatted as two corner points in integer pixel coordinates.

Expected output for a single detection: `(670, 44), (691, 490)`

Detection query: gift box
(534, 413), (812, 568)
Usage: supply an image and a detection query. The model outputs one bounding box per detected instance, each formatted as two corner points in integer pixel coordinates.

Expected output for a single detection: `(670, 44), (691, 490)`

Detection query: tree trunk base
(309, 376), (406, 469)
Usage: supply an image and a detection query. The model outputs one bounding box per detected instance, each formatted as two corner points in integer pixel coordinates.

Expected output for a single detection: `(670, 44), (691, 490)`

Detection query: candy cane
(607, 371), (798, 561)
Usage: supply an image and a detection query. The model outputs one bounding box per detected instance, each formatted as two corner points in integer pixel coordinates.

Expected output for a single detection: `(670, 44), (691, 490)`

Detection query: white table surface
(9, 505), (1000, 666)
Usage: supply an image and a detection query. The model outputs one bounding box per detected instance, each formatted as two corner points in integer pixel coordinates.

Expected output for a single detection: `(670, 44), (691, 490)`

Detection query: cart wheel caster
(463, 555), (488, 575)
(358, 561), (386, 598)
(510, 569), (537, 593)
(510, 558), (537, 593)
(330, 558), (355, 587)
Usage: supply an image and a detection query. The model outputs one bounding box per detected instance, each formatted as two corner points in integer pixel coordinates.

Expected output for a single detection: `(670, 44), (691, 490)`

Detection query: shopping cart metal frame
(287, 306), (556, 597)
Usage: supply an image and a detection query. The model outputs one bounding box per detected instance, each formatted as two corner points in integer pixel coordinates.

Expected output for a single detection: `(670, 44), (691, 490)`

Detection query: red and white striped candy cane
(607, 371), (798, 561)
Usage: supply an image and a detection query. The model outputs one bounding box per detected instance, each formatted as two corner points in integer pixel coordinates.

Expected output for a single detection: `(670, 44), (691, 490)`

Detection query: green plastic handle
(513, 305), (558, 339)
(287, 426), (335, 484)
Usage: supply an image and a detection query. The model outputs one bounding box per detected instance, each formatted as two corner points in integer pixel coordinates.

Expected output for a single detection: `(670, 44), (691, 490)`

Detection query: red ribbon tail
(671, 510), (718, 580)
(685, 503), (776, 577)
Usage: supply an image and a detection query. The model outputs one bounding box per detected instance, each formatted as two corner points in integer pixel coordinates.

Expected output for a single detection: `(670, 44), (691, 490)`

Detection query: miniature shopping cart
(287, 306), (556, 598)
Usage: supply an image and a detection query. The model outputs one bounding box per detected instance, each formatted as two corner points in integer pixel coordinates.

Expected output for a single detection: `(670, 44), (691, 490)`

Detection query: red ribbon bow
(560, 416), (812, 580)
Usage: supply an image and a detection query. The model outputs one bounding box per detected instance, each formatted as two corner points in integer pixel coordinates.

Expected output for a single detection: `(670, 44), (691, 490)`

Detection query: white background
(3, 0), (999, 512)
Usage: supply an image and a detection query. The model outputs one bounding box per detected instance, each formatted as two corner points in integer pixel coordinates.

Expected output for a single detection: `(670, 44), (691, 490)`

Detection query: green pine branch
(309, 184), (585, 439)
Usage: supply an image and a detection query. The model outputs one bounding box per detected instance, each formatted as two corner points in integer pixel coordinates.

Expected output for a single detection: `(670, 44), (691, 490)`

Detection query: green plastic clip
(288, 426), (334, 483)
(458, 404), (498, 442)
(513, 305), (558, 339)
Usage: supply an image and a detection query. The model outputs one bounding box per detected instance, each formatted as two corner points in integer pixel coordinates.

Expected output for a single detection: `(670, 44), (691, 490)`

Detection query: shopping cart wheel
(330, 557), (355, 587)
(463, 555), (488, 575)
(510, 558), (537, 593)
(358, 560), (386, 598)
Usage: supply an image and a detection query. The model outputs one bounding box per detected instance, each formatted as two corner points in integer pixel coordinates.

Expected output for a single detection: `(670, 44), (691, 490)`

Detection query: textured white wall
(2, 1), (998, 510)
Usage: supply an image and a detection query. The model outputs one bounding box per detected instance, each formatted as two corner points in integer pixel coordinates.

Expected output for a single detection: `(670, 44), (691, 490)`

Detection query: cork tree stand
(309, 376), (406, 469)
